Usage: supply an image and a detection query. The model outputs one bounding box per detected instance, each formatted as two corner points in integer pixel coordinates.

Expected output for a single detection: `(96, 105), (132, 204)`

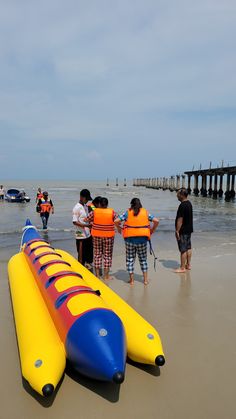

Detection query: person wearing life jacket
(87, 197), (117, 280)
(115, 198), (159, 285)
(36, 187), (44, 212)
(38, 191), (54, 230)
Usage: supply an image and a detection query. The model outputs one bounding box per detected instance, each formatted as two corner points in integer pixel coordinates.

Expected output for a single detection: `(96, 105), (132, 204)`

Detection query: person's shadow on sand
(158, 259), (179, 269)
(112, 269), (144, 284)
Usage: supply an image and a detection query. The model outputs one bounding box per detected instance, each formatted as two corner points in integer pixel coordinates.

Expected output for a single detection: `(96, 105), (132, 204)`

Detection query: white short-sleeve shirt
(72, 202), (91, 239)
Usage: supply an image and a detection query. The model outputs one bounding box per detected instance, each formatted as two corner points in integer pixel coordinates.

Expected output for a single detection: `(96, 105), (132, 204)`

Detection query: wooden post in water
(124, 178), (127, 187)
(116, 178), (118, 187)
(106, 178), (109, 187)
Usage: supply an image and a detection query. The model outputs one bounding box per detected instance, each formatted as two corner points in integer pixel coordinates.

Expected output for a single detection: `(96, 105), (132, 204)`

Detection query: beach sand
(0, 234), (236, 419)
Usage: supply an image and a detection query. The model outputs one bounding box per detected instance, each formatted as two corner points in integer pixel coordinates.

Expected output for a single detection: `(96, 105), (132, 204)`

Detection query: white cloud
(0, 0), (236, 178)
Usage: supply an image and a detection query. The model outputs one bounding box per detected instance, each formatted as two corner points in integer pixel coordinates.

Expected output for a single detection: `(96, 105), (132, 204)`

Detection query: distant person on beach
(87, 197), (116, 280)
(72, 189), (93, 268)
(175, 188), (193, 273)
(0, 185), (5, 200)
(37, 191), (54, 230)
(115, 198), (159, 285)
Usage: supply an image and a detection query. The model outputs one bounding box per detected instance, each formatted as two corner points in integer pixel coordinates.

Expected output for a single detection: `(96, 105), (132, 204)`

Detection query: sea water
(1, 180), (236, 257)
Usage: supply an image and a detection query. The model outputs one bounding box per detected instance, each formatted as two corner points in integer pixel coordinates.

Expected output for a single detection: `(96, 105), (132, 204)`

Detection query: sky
(0, 0), (236, 180)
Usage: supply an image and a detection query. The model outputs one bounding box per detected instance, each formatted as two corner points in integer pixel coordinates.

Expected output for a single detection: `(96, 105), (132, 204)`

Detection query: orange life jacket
(40, 199), (52, 214)
(123, 208), (150, 239)
(91, 208), (115, 238)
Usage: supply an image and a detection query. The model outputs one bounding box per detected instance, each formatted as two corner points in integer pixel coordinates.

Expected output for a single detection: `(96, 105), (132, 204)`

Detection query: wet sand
(1, 235), (236, 419)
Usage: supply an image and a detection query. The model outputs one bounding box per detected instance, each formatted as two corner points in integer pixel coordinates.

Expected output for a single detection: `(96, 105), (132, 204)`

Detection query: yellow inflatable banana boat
(8, 220), (165, 398)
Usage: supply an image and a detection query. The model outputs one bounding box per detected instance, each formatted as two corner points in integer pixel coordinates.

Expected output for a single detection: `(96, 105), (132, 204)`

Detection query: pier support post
(200, 175), (207, 197)
(176, 175), (181, 191)
(181, 175), (186, 189)
(212, 174), (218, 199)
(187, 175), (192, 194)
(208, 175), (213, 196)
(162, 177), (166, 190)
(193, 174), (199, 196)
(218, 175), (224, 198)
(225, 174), (231, 201)
(230, 174), (235, 199)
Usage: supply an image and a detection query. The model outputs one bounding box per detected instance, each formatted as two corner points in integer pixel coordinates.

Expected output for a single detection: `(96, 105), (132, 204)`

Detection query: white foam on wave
(212, 253), (234, 258)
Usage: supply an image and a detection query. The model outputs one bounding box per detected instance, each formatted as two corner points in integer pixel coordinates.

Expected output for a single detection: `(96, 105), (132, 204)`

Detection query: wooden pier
(133, 165), (236, 201)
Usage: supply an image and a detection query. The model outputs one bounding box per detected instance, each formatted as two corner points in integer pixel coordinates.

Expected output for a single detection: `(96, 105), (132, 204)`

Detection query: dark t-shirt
(175, 200), (193, 234)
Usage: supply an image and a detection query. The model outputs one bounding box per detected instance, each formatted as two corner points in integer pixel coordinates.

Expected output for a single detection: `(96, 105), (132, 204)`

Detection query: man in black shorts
(175, 188), (193, 273)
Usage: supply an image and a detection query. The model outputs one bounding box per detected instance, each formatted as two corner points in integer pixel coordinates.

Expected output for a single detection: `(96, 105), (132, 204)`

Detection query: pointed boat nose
(112, 371), (125, 384)
(65, 309), (126, 382)
(42, 383), (54, 397)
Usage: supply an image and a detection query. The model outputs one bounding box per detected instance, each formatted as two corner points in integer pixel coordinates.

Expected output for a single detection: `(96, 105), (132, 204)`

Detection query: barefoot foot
(104, 275), (114, 281)
(174, 268), (186, 273)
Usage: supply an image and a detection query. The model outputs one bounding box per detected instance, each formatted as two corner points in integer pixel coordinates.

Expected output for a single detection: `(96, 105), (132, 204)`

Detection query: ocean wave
(46, 188), (79, 192)
(106, 191), (135, 196)
(0, 227), (74, 235)
(0, 230), (22, 235)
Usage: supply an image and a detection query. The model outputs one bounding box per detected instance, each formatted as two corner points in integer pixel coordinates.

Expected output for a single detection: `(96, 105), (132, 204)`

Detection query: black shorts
(177, 234), (192, 253)
(76, 236), (93, 265)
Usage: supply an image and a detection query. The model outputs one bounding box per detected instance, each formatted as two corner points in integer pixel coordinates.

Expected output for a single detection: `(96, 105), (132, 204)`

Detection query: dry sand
(0, 235), (236, 419)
